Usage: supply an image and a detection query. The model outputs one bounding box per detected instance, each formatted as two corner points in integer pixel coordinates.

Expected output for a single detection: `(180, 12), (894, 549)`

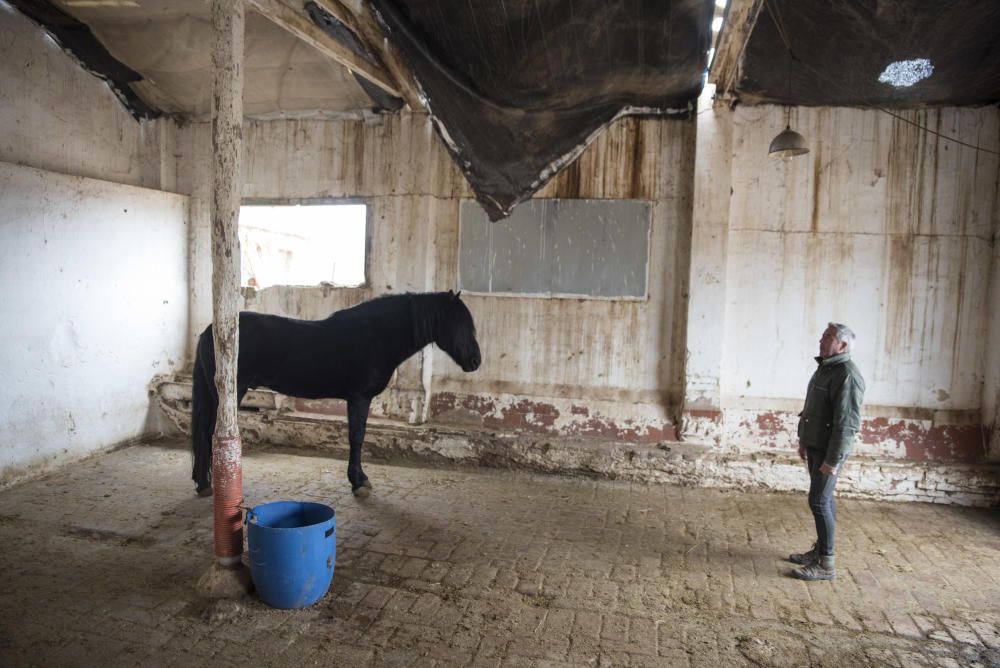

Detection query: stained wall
(178, 101), (1000, 466)
(12, 0), (996, 472)
(4, 2), (998, 498)
(689, 104), (1000, 463)
(179, 113), (696, 440)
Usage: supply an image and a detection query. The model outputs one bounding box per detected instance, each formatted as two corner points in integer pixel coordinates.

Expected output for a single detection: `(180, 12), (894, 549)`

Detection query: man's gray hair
(828, 322), (856, 352)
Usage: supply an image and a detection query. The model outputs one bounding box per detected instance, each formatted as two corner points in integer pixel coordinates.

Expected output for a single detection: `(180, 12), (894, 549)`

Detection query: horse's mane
(340, 292), (454, 346)
(351, 291), (450, 313)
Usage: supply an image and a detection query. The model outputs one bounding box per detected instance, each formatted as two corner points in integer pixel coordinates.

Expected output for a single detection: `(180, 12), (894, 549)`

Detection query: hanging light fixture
(769, 109), (809, 159)
(769, 38), (809, 159)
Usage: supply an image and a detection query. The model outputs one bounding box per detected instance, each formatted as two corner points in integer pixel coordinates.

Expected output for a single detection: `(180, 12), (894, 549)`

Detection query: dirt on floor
(0, 438), (999, 667)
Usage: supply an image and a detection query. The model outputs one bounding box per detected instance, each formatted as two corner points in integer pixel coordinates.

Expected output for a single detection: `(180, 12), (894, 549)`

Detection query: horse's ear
(454, 290), (462, 301)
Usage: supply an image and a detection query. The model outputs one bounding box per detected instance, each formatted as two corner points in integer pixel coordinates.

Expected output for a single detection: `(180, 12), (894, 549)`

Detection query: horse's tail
(191, 328), (217, 495)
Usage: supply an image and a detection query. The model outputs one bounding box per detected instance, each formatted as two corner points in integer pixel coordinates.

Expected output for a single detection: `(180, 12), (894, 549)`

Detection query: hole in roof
(878, 59), (934, 88)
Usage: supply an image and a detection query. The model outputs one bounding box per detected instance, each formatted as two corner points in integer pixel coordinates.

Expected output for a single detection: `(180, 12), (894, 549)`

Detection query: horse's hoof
(196, 485), (213, 497)
(352, 483), (372, 499)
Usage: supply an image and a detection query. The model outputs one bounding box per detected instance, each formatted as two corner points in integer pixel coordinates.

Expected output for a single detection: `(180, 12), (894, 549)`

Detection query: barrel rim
(246, 500), (336, 530)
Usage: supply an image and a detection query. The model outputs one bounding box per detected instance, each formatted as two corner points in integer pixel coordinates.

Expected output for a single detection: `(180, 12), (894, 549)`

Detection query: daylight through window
(238, 203), (366, 289)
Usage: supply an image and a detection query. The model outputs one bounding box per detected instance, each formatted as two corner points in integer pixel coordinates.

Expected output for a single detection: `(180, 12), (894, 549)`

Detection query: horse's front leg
(346, 397), (373, 498)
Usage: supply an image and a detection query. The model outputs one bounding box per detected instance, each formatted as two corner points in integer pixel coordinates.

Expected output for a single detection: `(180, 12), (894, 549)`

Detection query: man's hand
(819, 462), (836, 475)
(798, 446), (806, 461)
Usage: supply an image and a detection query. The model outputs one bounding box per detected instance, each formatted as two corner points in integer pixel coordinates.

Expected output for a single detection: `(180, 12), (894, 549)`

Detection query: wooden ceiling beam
(310, 0), (363, 36)
(312, 0), (424, 111)
(246, 0), (402, 98)
(709, 0), (764, 101)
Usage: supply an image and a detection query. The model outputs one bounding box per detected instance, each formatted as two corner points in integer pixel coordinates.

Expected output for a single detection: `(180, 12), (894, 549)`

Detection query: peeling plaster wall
(152, 378), (1000, 507)
(0, 163), (188, 485)
(178, 113), (694, 436)
(0, 5), (177, 192)
(710, 105), (1000, 463)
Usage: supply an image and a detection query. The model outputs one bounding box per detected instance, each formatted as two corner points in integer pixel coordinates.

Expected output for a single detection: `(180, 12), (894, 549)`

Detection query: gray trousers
(806, 448), (839, 556)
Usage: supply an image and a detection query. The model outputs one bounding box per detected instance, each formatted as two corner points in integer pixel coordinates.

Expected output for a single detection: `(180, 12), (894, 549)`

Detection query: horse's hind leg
(346, 397), (372, 498)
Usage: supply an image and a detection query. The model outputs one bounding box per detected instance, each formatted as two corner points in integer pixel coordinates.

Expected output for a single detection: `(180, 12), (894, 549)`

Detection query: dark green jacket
(797, 352), (866, 468)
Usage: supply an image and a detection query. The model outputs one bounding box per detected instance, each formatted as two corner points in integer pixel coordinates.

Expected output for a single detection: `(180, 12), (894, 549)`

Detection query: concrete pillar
(681, 101), (734, 447)
(211, 0), (245, 563)
(198, 0), (250, 598)
(986, 210), (1000, 461)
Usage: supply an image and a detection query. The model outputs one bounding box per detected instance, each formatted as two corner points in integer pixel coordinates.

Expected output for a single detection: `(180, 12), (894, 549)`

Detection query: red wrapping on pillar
(212, 434), (243, 563)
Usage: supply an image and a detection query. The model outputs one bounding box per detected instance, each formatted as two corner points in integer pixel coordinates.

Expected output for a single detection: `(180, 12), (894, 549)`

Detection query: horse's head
(435, 291), (481, 372)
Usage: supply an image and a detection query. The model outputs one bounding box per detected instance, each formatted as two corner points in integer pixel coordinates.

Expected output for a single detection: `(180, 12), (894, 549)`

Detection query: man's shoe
(791, 555), (835, 581)
(788, 543), (818, 565)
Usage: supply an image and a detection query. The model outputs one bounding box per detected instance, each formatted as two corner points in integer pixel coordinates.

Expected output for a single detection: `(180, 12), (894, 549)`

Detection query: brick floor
(0, 439), (999, 667)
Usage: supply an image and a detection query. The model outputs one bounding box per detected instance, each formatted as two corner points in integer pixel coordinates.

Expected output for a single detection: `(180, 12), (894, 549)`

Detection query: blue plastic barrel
(246, 500), (336, 609)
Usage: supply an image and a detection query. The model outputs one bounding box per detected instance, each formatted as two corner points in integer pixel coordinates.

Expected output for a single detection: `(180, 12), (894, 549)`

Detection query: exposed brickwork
(727, 407), (991, 464)
(430, 391), (676, 442)
(295, 397), (348, 417)
(861, 417), (988, 463)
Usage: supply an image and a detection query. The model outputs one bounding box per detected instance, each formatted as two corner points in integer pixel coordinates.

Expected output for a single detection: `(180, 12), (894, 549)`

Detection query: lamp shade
(768, 126), (809, 158)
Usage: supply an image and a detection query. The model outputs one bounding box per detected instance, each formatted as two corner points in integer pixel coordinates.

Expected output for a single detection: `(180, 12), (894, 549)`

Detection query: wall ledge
(153, 376), (1000, 507)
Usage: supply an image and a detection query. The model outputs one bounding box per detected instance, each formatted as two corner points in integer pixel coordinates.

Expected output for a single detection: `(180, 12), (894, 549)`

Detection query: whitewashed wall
(725, 107), (994, 407)
(689, 104), (1000, 463)
(0, 163), (188, 484)
(0, 7), (188, 484)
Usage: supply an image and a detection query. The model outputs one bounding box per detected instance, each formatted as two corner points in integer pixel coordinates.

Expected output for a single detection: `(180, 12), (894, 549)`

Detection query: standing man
(789, 322), (865, 581)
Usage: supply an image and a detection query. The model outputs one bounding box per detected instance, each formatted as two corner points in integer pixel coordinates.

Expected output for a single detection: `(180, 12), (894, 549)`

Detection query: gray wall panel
(459, 199), (650, 298)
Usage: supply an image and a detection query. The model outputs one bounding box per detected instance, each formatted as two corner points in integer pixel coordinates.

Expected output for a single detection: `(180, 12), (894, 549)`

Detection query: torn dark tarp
(736, 0), (1000, 108)
(7, 0), (160, 120)
(370, 0), (714, 221)
(304, 1), (404, 113)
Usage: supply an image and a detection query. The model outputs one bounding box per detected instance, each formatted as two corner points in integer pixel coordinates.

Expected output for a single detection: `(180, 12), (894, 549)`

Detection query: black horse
(191, 291), (480, 497)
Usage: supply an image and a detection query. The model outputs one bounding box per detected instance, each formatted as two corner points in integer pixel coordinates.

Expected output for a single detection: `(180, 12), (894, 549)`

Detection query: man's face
(819, 326), (847, 359)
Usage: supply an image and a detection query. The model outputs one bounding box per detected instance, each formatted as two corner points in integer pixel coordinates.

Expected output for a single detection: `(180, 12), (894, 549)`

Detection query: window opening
(238, 202), (366, 289)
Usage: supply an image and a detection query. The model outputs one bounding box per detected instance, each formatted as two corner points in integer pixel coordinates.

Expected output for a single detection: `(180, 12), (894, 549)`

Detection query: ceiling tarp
(304, 1), (404, 113)
(8, 0), (160, 119)
(370, 0), (715, 220)
(733, 0), (1000, 107)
